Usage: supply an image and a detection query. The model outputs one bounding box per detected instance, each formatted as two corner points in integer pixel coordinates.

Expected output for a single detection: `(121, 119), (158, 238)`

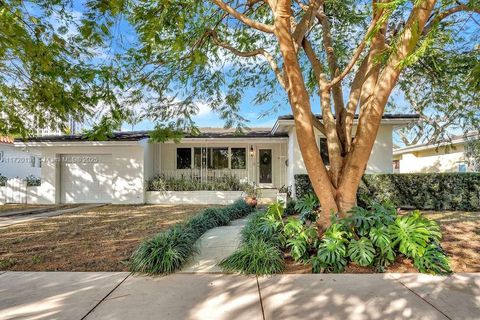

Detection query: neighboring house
(11, 114), (417, 205)
(393, 131), (479, 173)
(0, 136), (41, 179)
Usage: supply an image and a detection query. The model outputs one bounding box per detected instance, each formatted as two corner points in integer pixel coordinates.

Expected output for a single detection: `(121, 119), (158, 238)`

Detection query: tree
(395, 48), (479, 146)
(0, 0), (122, 136)
(121, 0), (479, 226)
(3, 0), (478, 227)
(465, 135), (480, 171)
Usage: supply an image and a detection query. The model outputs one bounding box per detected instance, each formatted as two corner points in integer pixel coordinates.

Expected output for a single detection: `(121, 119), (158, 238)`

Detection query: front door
(258, 149), (272, 185)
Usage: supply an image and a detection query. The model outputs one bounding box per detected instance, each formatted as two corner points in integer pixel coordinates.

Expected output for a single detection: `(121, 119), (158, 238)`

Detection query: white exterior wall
(287, 124), (394, 196)
(0, 144), (41, 179)
(398, 151), (467, 173)
(29, 144), (145, 204)
(140, 139), (154, 182)
(365, 125), (393, 174)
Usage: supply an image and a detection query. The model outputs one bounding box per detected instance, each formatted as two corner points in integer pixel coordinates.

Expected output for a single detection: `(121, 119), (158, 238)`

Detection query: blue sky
(64, 1), (477, 143)
(64, 1), (414, 132)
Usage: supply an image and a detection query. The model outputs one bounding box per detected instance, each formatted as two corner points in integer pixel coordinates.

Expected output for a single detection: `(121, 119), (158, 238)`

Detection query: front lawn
(0, 204), (212, 271)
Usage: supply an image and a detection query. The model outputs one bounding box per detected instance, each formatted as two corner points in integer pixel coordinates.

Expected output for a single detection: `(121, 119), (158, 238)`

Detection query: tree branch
(424, 4), (480, 34)
(311, 113), (326, 134)
(207, 30), (286, 88)
(211, 0), (275, 33)
(292, 0), (322, 47)
(327, 11), (383, 89)
(344, 56), (369, 152)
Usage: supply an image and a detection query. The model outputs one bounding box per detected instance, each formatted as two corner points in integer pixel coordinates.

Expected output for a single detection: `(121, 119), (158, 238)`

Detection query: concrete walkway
(179, 216), (250, 273)
(0, 272), (478, 320)
(0, 204), (106, 228)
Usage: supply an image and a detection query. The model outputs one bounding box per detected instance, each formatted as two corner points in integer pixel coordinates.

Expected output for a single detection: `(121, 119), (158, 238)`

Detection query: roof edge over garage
(14, 128), (289, 145)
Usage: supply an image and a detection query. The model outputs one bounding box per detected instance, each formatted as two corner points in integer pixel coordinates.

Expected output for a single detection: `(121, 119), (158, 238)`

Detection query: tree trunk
(272, 0), (339, 220)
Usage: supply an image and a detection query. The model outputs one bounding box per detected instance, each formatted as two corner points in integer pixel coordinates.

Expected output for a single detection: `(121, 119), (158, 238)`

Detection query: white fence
(0, 178), (41, 204)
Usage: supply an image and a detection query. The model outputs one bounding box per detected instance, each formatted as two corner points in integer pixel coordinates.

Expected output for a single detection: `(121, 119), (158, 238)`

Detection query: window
(207, 147), (228, 169)
(30, 156), (36, 167)
(176, 148), (192, 169)
(319, 138), (329, 166)
(458, 163), (467, 173)
(231, 148), (246, 169)
(194, 147), (207, 168)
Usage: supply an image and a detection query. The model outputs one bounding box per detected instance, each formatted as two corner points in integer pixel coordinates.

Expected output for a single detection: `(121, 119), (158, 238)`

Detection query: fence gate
(5, 178), (27, 204)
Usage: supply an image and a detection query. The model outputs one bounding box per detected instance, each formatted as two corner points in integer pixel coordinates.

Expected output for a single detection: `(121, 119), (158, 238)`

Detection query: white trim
(162, 137), (288, 144)
(394, 135), (479, 155)
(14, 141), (142, 148)
(271, 118), (417, 134)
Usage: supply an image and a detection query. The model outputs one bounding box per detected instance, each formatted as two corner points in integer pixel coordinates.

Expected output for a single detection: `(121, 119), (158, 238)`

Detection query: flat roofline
(394, 133), (479, 155)
(272, 114), (419, 134)
(276, 113), (420, 121)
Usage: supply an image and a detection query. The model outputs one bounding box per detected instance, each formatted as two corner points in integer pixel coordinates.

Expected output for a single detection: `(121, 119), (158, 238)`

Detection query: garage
(60, 154), (113, 203)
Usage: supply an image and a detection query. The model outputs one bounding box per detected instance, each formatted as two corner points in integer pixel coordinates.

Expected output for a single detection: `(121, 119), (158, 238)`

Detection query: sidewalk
(0, 272), (478, 320)
(180, 215), (250, 273)
(0, 204), (105, 228)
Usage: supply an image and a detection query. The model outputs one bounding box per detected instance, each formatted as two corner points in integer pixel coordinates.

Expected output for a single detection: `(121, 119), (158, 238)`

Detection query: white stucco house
(0, 136), (41, 179)
(393, 131), (479, 173)
(6, 114), (417, 205)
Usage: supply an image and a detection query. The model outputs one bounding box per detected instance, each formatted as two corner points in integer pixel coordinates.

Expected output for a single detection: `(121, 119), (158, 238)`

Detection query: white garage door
(60, 154), (112, 203)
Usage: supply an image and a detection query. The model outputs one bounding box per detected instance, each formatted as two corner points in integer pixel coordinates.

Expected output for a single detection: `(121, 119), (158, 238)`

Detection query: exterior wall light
(250, 145), (254, 157)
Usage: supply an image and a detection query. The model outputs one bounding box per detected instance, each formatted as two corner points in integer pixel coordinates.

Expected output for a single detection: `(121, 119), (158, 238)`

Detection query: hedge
(130, 199), (255, 274)
(294, 173), (480, 211)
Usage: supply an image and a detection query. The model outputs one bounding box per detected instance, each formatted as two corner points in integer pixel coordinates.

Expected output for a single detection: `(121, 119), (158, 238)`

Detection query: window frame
(176, 146), (248, 170)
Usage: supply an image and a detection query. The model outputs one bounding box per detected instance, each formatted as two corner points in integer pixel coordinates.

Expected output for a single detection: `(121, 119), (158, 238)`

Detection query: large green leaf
(348, 237), (375, 267)
(389, 214), (431, 258)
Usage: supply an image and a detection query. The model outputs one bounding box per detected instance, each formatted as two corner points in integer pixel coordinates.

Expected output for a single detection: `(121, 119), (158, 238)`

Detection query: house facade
(7, 114), (417, 205)
(393, 131), (479, 173)
(0, 136), (41, 179)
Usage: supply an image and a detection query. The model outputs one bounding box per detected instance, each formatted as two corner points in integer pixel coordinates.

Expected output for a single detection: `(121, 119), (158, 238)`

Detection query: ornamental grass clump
(220, 238), (285, 275)
(130, 225), (196, 274)
(130, 200), (254, 274)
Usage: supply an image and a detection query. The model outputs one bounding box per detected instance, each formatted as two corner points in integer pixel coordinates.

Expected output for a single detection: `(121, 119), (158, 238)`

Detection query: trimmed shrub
(295, 173), (480, 211)
(130, 200), (254, 274)
(147, 174), (249, 191)
(25, 175), (41, 187)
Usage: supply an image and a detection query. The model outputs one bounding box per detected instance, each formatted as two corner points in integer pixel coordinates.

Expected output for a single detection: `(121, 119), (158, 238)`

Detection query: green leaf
(348, 237), (375, 267)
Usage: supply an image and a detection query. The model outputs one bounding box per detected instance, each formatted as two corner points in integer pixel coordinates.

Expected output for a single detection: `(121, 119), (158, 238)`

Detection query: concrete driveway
(0, 272), (478, 320)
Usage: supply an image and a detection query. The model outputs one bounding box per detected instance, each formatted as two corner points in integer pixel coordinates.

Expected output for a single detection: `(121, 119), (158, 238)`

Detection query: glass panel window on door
(259, 149), (272, 184)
